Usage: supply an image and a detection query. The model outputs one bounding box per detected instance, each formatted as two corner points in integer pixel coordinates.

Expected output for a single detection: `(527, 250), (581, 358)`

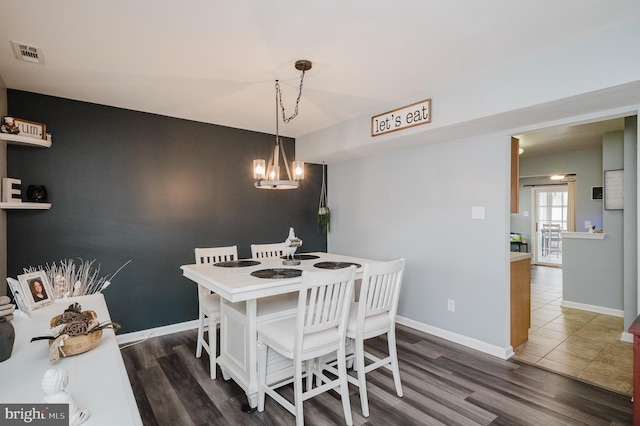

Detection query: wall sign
(604, 169), (623, 210)
(1, 177), (22, 203)
(14, 117), (46, 140)
(371, 99), (431, 137)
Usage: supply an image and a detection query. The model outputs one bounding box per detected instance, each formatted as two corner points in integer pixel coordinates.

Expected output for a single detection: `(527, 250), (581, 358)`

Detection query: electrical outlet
(448, 299), (455, 312)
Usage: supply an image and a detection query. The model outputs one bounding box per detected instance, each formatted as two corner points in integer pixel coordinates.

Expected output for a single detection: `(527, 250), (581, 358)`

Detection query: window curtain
(567, 181), (577, 231)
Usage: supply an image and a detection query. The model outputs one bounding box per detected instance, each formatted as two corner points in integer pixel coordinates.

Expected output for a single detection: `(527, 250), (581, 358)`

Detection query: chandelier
(253, 60), (311, 189)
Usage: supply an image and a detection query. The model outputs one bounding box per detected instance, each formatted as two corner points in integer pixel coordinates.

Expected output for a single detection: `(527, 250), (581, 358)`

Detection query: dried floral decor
(23, 259), (131, 299)
(31, 303), (120, 362)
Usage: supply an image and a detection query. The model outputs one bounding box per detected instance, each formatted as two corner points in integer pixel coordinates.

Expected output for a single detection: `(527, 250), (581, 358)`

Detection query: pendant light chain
(275, 69), (307, 124)
(253, 60), (310, 190)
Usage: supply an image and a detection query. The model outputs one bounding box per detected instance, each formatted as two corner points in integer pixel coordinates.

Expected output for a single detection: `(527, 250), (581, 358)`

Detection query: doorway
(532, 185), (567, 267)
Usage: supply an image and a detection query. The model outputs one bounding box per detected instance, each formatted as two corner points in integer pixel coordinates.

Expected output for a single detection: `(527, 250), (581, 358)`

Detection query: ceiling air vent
(11, 40), (45, 65)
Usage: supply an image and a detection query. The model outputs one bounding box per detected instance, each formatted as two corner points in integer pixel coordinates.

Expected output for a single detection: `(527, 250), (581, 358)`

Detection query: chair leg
(195, 309), (205, 358)
(355, 338), (369, 417)
(388, 329), (403, 397)
(306, 359), (314, 392)
(208, 317), (217, 379)
(294, 359), (305, 426)
(257, 341), (267, 412)
(337, 345), (354, 426)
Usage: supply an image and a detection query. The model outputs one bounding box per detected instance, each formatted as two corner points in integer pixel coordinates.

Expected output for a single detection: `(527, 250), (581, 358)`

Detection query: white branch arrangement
(23, 259), (131, 299)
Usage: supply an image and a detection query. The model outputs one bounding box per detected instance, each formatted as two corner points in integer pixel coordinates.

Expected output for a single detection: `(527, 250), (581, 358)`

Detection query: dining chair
(257, 266), (356, 426)
(194, 245), (238, 379)
(251, 242), (286, 259)
(345, 258), (405, 417)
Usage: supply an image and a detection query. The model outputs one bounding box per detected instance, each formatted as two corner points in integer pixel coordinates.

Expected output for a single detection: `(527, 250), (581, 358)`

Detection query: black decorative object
(251, 268), (303, 279)
(26, 185), (48, 202)
(214, 260), (261, 268)
(314, 261), (361, 270)
(280, 254), (319, 261)
(0, 317), (15, 363)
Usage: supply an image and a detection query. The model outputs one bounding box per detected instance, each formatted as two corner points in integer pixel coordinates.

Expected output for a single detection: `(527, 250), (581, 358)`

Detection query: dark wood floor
(120, 324), (633, 425)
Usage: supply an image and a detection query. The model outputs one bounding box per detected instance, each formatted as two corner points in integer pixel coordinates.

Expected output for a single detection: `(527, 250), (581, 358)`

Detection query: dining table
(180, 251), (377, 409)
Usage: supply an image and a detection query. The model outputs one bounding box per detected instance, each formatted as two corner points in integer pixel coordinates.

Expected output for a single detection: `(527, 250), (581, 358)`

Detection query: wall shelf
(1, 130), (52, 209)
(0, 132), (51, 148)
(0, 202), (51, 210)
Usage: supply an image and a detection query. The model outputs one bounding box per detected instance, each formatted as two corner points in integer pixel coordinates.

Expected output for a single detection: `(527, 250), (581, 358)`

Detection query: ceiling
(515, 118), (626, 158)
(0, 1), (638, 149)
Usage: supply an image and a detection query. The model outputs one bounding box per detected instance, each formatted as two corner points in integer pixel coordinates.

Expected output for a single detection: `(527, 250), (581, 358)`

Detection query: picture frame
(6, 277), (31, 316)
(13, 117), (47, 140)
(17, 271), (55, 311)
(604, 169), (624, 210)
(591, 186), (603, 201)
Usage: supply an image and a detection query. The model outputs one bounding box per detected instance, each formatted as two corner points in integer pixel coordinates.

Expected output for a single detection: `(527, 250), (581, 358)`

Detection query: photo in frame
(17, 271), (55, 311)
(591, 186), (603, 201)
(6, 277), (31, 316)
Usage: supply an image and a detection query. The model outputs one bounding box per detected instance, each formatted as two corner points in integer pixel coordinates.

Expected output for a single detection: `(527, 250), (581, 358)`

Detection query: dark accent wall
(6, 90), (326, 333)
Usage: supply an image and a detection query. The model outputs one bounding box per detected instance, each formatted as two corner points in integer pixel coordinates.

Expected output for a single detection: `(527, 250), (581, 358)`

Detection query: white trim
(560, 300), (624, 317)
(621, 331), (633, 343)
(396, 315), (513, 360)
(561, 232), (605, 240)
(116, 319), (198, 345)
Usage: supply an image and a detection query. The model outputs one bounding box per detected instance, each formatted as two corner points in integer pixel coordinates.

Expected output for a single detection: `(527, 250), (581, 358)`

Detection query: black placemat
(313, 261), (361, 270)
(214, 260), (261, 267)
(280, 254), (320, 260)
(250, 268), (303, 279)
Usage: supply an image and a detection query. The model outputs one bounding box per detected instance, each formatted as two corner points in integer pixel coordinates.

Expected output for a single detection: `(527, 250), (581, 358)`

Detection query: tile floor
(513, 265), (633, 395)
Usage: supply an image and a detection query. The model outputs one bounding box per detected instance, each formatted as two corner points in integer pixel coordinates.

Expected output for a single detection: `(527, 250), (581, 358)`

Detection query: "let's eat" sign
(371, 99), (431, 137)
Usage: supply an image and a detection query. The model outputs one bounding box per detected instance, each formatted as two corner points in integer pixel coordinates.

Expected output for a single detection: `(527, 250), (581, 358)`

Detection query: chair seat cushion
(200, 293), (221, 315)
(346, 302), (391, 336)
(258, 317), (341, 358)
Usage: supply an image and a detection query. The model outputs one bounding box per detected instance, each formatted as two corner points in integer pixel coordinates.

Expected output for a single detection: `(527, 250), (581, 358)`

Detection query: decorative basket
(49, 310), (103, 357)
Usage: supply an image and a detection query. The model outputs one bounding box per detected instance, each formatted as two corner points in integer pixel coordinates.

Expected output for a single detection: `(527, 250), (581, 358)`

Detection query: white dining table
(180, 251), (376, 409)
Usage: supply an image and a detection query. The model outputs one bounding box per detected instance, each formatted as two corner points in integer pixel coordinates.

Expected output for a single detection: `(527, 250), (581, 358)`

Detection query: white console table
(0, 294), (142, 425)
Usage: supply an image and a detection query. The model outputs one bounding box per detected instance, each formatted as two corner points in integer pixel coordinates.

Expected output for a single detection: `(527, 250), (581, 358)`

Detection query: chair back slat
(251, 243), (285, 259)
(195, 246), (238, 298)
(195, 246), (238, 264)
(360, 259), (405, 320)
(297, 266), (355, 344)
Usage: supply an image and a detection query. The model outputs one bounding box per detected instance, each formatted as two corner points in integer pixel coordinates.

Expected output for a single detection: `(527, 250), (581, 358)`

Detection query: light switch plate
(472, 206), (485, 219)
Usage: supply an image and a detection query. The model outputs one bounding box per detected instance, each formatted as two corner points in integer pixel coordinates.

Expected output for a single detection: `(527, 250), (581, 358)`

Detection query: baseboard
(621, 331), (633, 343)
(396, 316), (513, 360)
(116, 319), (199, 345)
(560, 300), (624, 317)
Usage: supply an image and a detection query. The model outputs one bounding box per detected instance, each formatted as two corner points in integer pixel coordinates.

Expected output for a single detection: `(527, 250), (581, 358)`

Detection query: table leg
(246, 298), (259, 409)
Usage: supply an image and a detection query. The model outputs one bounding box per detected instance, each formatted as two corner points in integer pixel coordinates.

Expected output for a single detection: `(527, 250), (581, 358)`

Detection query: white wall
(328, 133), (511, 354)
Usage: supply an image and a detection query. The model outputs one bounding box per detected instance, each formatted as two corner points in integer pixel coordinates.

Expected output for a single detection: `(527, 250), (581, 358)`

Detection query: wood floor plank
(157, 353), (223, 424)
(137, 365), (195, 426)
(121, 323), (633, 425)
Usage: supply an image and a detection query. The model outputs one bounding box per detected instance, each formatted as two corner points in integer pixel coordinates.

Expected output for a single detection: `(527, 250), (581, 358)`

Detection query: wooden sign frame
(13, 117), (47, 140)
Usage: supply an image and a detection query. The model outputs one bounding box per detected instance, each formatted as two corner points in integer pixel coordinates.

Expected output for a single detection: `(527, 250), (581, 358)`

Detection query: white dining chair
(257, 266), (356, 426)
(251, 242), (286, 259)
(194, 245), (238, 379)
(346, 258), (405, 417)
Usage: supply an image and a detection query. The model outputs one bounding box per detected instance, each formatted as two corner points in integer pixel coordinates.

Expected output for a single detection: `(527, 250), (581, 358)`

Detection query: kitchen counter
(510, 252), (532, 348)
(510, 251), (533, 262)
